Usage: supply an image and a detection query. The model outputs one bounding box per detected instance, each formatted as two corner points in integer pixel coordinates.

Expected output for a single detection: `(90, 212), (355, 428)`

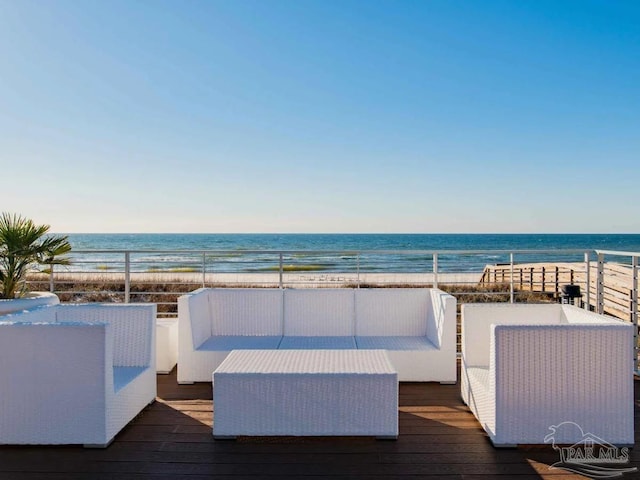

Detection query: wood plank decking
(1, 370), (638, 480)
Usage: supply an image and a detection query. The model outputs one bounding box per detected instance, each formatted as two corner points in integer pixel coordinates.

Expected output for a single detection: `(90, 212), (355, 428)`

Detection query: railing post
(433, 253), (438, 288)
(632, 255), (638, 373)
(529, 267), (534, 290)
(596, 253), (605, 315)
(518, 268), (523, 289)
(202, 252), (206, 287)
(279, 253), (283, 289)
(584, 252), (591, 310)
(356, 253), (360, 288)
(49, 264), (55, 293)
(509, 253), (514, 303)
(124, 252), (130, 304)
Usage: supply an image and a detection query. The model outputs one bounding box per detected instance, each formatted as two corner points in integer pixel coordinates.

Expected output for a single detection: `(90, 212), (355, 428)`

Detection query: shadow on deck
(0, 370), (638, 479)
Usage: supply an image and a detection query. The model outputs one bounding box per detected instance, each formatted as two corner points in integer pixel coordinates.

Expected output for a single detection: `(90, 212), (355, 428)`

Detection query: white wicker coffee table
(212, 350), (398, 439)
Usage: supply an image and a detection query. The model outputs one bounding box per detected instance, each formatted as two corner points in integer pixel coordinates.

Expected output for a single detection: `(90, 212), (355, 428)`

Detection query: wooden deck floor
(1, 371), (638, 480)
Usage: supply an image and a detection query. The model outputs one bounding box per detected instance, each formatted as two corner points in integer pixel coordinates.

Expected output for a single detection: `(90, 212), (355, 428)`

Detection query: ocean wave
(247, 264), (331, 272)
(61, 234), (640, 274)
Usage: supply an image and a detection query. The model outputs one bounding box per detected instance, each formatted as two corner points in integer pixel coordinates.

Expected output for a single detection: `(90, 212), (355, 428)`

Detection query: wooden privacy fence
(480, 261), (636, 322)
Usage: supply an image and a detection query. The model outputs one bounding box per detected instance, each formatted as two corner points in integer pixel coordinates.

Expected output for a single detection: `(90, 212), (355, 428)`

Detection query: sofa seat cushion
(113, 366), (148, 393)
(355, 336), (436, 351)
(199, 336), (283, 351)
(278, 336), (357, 350)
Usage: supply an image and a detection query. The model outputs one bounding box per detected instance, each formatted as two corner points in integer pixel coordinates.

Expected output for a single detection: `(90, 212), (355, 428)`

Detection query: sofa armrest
(426, 289), (456, 350)
(178, 288), (212, 350)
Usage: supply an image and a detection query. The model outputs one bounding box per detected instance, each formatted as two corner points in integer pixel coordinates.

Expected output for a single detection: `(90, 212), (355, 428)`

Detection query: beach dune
(46, 271), (482, 287)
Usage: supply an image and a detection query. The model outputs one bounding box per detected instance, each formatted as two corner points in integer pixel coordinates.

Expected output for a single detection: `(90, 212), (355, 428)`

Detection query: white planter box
(156, 318), (178, 374)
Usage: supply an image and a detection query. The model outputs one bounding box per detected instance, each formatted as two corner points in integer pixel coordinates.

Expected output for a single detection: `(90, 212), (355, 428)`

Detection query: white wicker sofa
(178, 287), (456, 384)
(0, 303), (157, 447)
(461, 303), (634, 447)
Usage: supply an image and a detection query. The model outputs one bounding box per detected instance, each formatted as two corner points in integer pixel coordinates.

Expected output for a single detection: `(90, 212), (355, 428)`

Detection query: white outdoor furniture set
(177, 287), (457, 384)
(0, 303), (157, 447)
(461, 303), (635, 447)
(2, 287), (632, 446)
(180, 287), (456, 439)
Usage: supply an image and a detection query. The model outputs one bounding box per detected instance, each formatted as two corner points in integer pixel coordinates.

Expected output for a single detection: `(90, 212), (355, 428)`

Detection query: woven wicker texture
(284, 289), (354, 336)
(209, 288), (283, 336)
(178, 288), (457, 383)
(0, 303), (157, 446)
(216, 349), (396, 374)
(355, 288), (429, 336)
(355, 336), (435, 350)
(58, 304), (154, 367)
(186, 289), (212, 349)
(213, 350), (397, 437)
(199, 335), (283, 351)
(461, 304), (634, 446)
(278, 336), (356, 350)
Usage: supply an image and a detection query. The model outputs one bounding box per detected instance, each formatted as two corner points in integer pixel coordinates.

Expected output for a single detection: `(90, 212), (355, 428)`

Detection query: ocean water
(63, 234), (640, 274)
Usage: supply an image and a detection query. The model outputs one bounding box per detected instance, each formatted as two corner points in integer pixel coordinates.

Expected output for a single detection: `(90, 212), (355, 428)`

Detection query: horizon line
(51, 232), (640, 236)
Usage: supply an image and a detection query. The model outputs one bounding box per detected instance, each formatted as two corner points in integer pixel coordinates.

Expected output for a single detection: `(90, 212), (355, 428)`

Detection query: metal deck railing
(25, 248), (640, 369)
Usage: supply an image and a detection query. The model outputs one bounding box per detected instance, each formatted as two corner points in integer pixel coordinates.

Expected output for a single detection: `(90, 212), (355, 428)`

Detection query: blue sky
(1, 0), (638, 233)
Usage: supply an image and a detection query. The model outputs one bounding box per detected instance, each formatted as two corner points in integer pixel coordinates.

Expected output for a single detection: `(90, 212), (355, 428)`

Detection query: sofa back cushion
(284, 289), (354, 336)
(183, 289), (212, 349)
(209, 288), (283, 336)
(56, 304), (155, 367)
(355, 288), (429, 336)
(463, 303), (564, 326)
(462, 303), (565, 368)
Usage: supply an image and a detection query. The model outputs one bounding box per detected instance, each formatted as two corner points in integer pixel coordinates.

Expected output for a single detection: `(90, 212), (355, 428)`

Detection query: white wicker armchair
(461, 303), (634, 447)
(0, 303), (157, 447)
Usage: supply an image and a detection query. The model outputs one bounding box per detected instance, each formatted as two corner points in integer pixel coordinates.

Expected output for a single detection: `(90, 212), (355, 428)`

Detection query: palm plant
(0, 213), (71, 299)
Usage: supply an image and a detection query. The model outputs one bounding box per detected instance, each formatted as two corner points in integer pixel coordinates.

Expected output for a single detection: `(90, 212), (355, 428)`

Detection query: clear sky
(1, 0), (638, 233)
